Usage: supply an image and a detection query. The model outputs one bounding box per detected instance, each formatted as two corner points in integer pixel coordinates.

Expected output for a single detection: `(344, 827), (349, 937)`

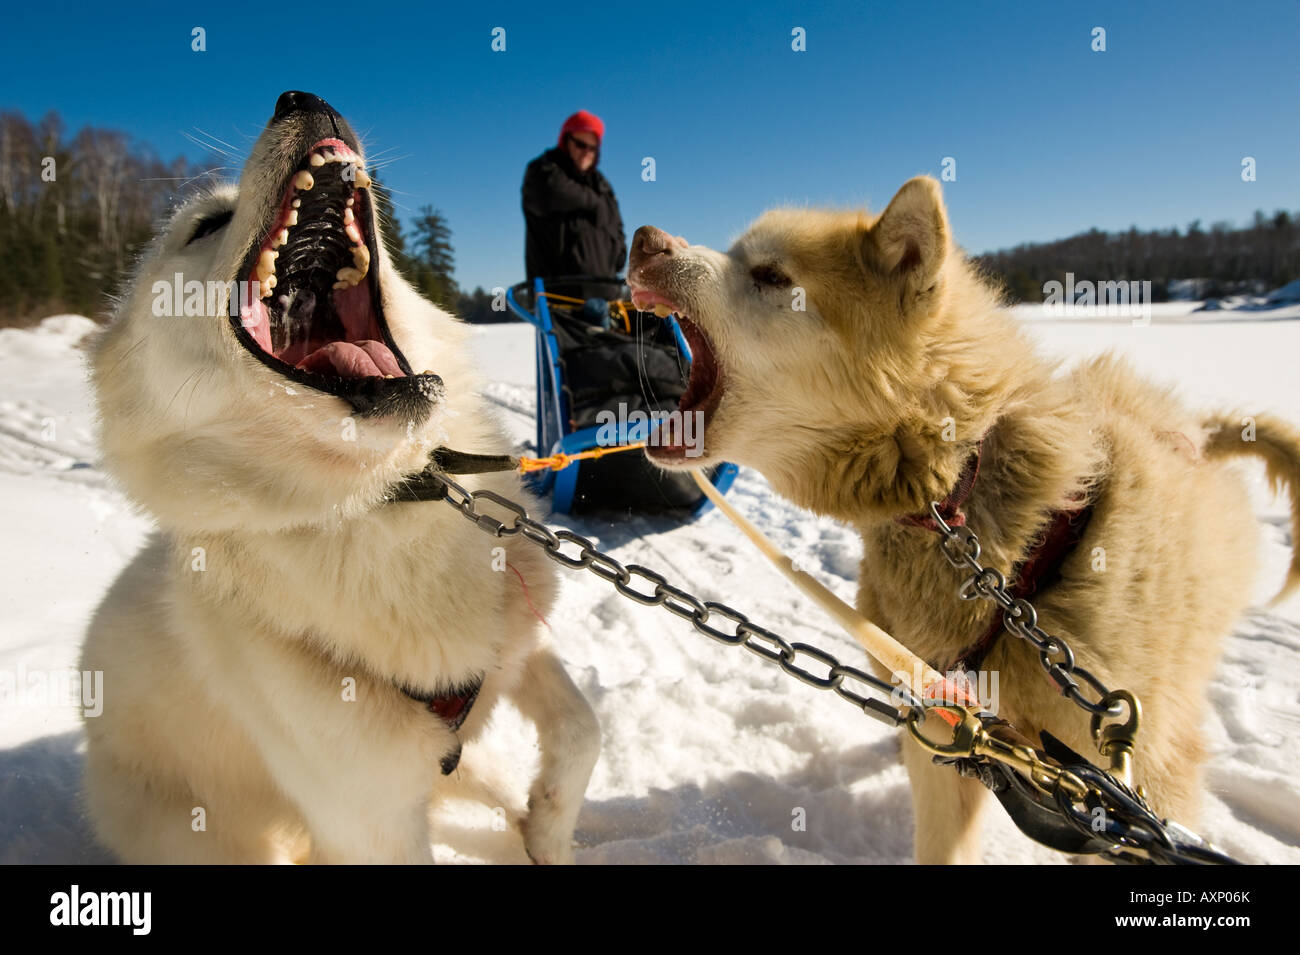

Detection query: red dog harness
(401, 676), (483, 775)
(898, 442), (1094, 675)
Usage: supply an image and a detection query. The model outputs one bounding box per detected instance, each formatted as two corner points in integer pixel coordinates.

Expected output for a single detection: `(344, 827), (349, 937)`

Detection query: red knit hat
(558, 110), (605, 147)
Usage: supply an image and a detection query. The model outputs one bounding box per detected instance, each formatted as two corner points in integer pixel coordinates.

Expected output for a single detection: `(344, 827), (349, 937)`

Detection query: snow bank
(1, 311), (1298, 864)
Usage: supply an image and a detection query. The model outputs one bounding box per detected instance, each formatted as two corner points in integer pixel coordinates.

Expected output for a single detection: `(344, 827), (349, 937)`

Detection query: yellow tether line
(688, 470), (967, 711)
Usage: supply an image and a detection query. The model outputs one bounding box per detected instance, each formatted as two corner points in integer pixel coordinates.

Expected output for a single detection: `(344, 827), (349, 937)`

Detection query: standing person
(522, 110), (627, 301)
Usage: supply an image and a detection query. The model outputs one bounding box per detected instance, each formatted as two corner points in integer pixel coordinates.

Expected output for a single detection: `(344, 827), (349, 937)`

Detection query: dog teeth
(268, 151), (371, 292)
(306, 146), (362, 167)
(335, 267), (364, 288)
(652, 304), (671, 317)
(256, 249), (277, 283)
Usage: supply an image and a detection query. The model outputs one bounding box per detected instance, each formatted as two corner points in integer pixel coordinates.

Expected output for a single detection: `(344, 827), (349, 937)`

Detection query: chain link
(406, 467), (1235, 863)
(429, 471), (921, 724)
(420, 471), (1119, 723)
(929, 502), (1123, 718)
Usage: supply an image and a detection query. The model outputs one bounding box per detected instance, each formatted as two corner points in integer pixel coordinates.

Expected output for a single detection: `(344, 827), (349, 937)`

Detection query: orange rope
(537, 292), (588, 307)
(517, 442), (646, 474)
(537, 293), (638, 334)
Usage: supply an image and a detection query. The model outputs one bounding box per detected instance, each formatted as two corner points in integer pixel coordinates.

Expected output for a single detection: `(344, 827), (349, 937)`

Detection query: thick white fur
(79, 111), (599, 864)
(632, 177), (1300, 864)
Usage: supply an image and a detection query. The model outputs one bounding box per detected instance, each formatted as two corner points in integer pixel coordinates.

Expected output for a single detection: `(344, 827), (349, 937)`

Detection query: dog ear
(866, 176), (950, 296)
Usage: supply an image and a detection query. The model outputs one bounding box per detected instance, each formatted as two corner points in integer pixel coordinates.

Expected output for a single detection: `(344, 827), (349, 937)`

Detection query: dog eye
(186, 210), (233, 245)
(750, 264), (791, 290)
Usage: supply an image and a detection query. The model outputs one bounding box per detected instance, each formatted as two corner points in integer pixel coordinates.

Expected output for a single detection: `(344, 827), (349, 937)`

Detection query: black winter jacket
(522, 147), (627, 284)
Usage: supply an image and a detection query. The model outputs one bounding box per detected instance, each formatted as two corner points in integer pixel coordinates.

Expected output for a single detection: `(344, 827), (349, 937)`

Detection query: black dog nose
(273, 91), (337, 122)
(630, 226), (675, 271)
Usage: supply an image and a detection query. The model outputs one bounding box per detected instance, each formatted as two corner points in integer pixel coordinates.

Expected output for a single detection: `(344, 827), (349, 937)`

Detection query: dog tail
(1203, 412), (1300, 605)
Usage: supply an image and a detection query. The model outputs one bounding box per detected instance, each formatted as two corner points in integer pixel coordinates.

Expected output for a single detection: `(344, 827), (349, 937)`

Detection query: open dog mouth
(232, 138), (440, 417)
(631, 289), (725, 459)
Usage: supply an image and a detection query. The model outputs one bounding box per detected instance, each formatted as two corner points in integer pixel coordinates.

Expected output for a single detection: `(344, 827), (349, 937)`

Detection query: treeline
(0, 111), (195, 324)
(0, 110), (506, 327)
(976, 211), (1300, 303)
(13, 109), (1294, 324)
(375, 195), (511, 324)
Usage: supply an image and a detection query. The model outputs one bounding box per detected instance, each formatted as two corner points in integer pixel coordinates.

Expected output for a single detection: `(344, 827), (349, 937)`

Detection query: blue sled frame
(506, 277), (738, 516)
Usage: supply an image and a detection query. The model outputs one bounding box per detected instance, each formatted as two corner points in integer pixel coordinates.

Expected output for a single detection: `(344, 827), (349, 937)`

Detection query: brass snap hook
(1091, 689), (1142, 787)
(905, 704), (983, 758)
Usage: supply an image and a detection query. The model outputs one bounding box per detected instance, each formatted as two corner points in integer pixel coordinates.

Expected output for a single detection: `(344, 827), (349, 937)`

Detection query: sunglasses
(567, 136), (599, 154)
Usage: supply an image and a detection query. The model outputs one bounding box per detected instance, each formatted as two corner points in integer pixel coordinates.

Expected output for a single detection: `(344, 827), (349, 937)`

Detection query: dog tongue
(295, 340), (404, 378)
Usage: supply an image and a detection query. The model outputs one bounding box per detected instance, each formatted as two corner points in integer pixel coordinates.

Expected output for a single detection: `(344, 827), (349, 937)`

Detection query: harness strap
(387, 473), (448, 503)
(400, 675), (484, 775)
(947, 501), (1094, 674)
(430, 447), (519, 474)
(897, 443), (982, 532)
(387, 447), (518, 503)
(895, 438), (1095, 676)
(386, 448), (513, 773)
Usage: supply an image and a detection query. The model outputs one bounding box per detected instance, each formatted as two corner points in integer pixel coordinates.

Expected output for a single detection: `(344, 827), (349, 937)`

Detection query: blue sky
(4, 0), (1297, 292)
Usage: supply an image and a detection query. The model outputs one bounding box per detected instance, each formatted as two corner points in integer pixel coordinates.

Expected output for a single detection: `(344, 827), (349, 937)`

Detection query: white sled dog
(628, 177), (1300, 864)
(81, 92), (599, 864)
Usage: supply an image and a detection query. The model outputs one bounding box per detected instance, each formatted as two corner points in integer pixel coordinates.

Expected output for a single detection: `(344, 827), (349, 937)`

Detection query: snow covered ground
(2, 303), (1298, 864)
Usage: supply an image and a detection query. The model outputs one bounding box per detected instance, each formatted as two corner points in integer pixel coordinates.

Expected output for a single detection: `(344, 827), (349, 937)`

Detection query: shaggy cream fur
(629, 177), (1300, 864)
(80, 99), (599, 864)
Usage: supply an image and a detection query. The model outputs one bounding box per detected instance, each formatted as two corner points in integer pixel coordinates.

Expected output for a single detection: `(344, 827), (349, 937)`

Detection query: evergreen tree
(407, 205), (458, 308)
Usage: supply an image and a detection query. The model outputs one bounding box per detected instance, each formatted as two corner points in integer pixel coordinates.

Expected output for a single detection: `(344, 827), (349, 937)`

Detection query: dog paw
(521, 826), (575, 865)
(521, 791), (577, 865)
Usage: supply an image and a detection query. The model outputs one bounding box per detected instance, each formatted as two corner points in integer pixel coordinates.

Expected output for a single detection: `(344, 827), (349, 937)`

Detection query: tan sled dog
(80, 92), (599, 864)
(628, 177), (1300, 864)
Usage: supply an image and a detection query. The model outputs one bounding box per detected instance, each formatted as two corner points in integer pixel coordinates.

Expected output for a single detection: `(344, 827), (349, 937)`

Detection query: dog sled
(506, 276), (737, 516)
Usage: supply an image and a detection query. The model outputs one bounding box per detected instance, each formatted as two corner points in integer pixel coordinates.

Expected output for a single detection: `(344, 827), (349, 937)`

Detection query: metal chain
(401, 467), (1235, 864)
(913, 503), (1241, 864)
(429, 471), (921, 725)
(927, 501), (1124, 719)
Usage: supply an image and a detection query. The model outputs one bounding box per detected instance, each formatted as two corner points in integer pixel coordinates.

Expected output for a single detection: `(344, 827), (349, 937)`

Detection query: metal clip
(907, 705), (1090, 802)
(904, 703), (985, 759)
(1091, 689), (1142, 788)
